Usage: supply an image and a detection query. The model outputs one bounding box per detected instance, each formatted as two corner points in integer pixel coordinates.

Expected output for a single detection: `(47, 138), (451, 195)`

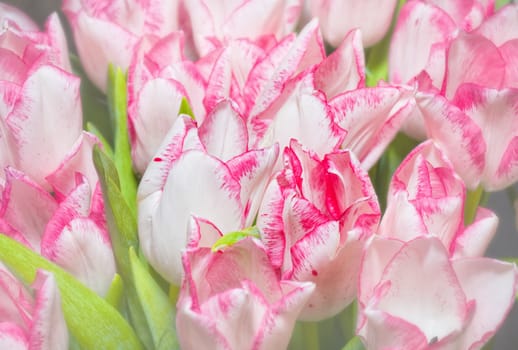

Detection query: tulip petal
(452, 258), (517, 349)
(129, 78), (187, 174)
(0, 168), (57, 251)
(417, 92), (485, 189)
(227, 145), (279, 226)
(453, 85), (518, 190)
(29, 271), (68, 350)
(7, 65), (82, 186)
(475, 4), (518, 46)
(314, 29), (365, 98)
(0, 323), (29, 349)
(199, 101), (248, 161)
(389, 1), (456, 85)
(374, 237), (468, 343)
(444, 33), (506, 99)
(452, 207), (498, 258)
(332, 87), (412, 169)
(139, 150), (243, 284)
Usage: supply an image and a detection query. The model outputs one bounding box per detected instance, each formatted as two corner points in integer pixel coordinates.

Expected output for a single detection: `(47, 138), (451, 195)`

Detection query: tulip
(177, 223), (314, 350)
(138, 113), (278, 284)
(127, 32), (207, 174)
(0, 168), (115, 296)
(307, 0), (398, 47)
(0, 2), (39, 31)
(379, 141), (498, 257)
(0, 265), (68, 349)
(62, 0), (180, 90)
(388, 0), (496, 138)
(357, 236), (517, 350)
(183, 0), (303, 56)
(257, 140), (380, 320)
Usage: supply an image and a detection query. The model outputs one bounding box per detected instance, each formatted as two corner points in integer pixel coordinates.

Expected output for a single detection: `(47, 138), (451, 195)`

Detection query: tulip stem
(464, 186), (487, 225)
(301, 321), (320, 350)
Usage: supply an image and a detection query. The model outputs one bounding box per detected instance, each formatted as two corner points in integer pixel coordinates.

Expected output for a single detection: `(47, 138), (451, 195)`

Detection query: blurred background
(5, 0), (518, 348)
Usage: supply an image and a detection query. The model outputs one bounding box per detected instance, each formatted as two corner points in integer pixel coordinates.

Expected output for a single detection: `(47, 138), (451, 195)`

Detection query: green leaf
(0, 234), (142, 349)
(93, 146), (138, 275)
(211, 226), (260, 252)
(341, 336), (365, 350)
(107, 65), (138, 218)
(86, 122), (113, 156)
(179, 97), (195, 120)
(105, 274), (124, 309)
(129, 247), (178, 349)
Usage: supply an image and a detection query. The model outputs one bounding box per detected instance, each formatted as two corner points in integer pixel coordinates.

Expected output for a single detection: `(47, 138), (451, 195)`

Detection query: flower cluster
(0, 1), (517, 349)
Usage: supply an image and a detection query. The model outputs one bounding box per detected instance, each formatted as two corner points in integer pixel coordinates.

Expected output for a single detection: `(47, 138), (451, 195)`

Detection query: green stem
(464, 186), (487, 225)
(301, 322), (320, 350)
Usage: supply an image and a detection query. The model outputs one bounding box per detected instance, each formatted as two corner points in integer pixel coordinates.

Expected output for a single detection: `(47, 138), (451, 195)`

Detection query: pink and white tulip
(177, 225), (314, 350)
(138, 112), (278, 284)
(0, 169), (115, 296)
(62, 0), (180, 90)
(257, 140), (380, 320)
(357, 236), (517, 350)
(183, 0), (303, 56)
(379, 141), (498, 257)
(127, 31), (207, 174)
(306, 0), (398, 47)
(0, 266), (68, 349)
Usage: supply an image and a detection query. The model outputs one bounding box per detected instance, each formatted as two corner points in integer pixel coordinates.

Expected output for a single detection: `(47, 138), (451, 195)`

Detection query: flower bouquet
(0, 0), (517, 349)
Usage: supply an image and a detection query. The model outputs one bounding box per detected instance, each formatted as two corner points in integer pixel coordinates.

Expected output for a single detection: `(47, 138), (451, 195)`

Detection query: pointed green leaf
(86, 122), (113, 156)
(341, 336), (365, 350)
(93, 146), (138, 278)
(105, 273), (124, 308)
(129, 247), (178, 349)
(107, 64), (137, 217)
(211, 227), (260, 252)
(0, 234), (142, 349)
(179, 97), (195, 120)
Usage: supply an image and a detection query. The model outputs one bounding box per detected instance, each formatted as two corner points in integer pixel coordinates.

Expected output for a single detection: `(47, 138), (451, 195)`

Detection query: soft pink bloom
(0, 266), (68, 349)
(138, 113), (278, 284)
(62, 0), (180, 90)
(0, 3), (39, 31)
(183, 0), (302, 56)
(389, 0), (496, 138)
(177, 224), (314, 350)
(0, 169), (115, 296)
(307, 0), (398, 47)
(257, 140), (380, 320)
(357, 236), (517, 350)
(379, 141), (498, 257)
(127, 31), (207, 174)
(418, 84), (518, 191)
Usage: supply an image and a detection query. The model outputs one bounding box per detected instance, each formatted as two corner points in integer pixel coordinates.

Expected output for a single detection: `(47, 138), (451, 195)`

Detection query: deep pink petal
(226, 145), (279, 226)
